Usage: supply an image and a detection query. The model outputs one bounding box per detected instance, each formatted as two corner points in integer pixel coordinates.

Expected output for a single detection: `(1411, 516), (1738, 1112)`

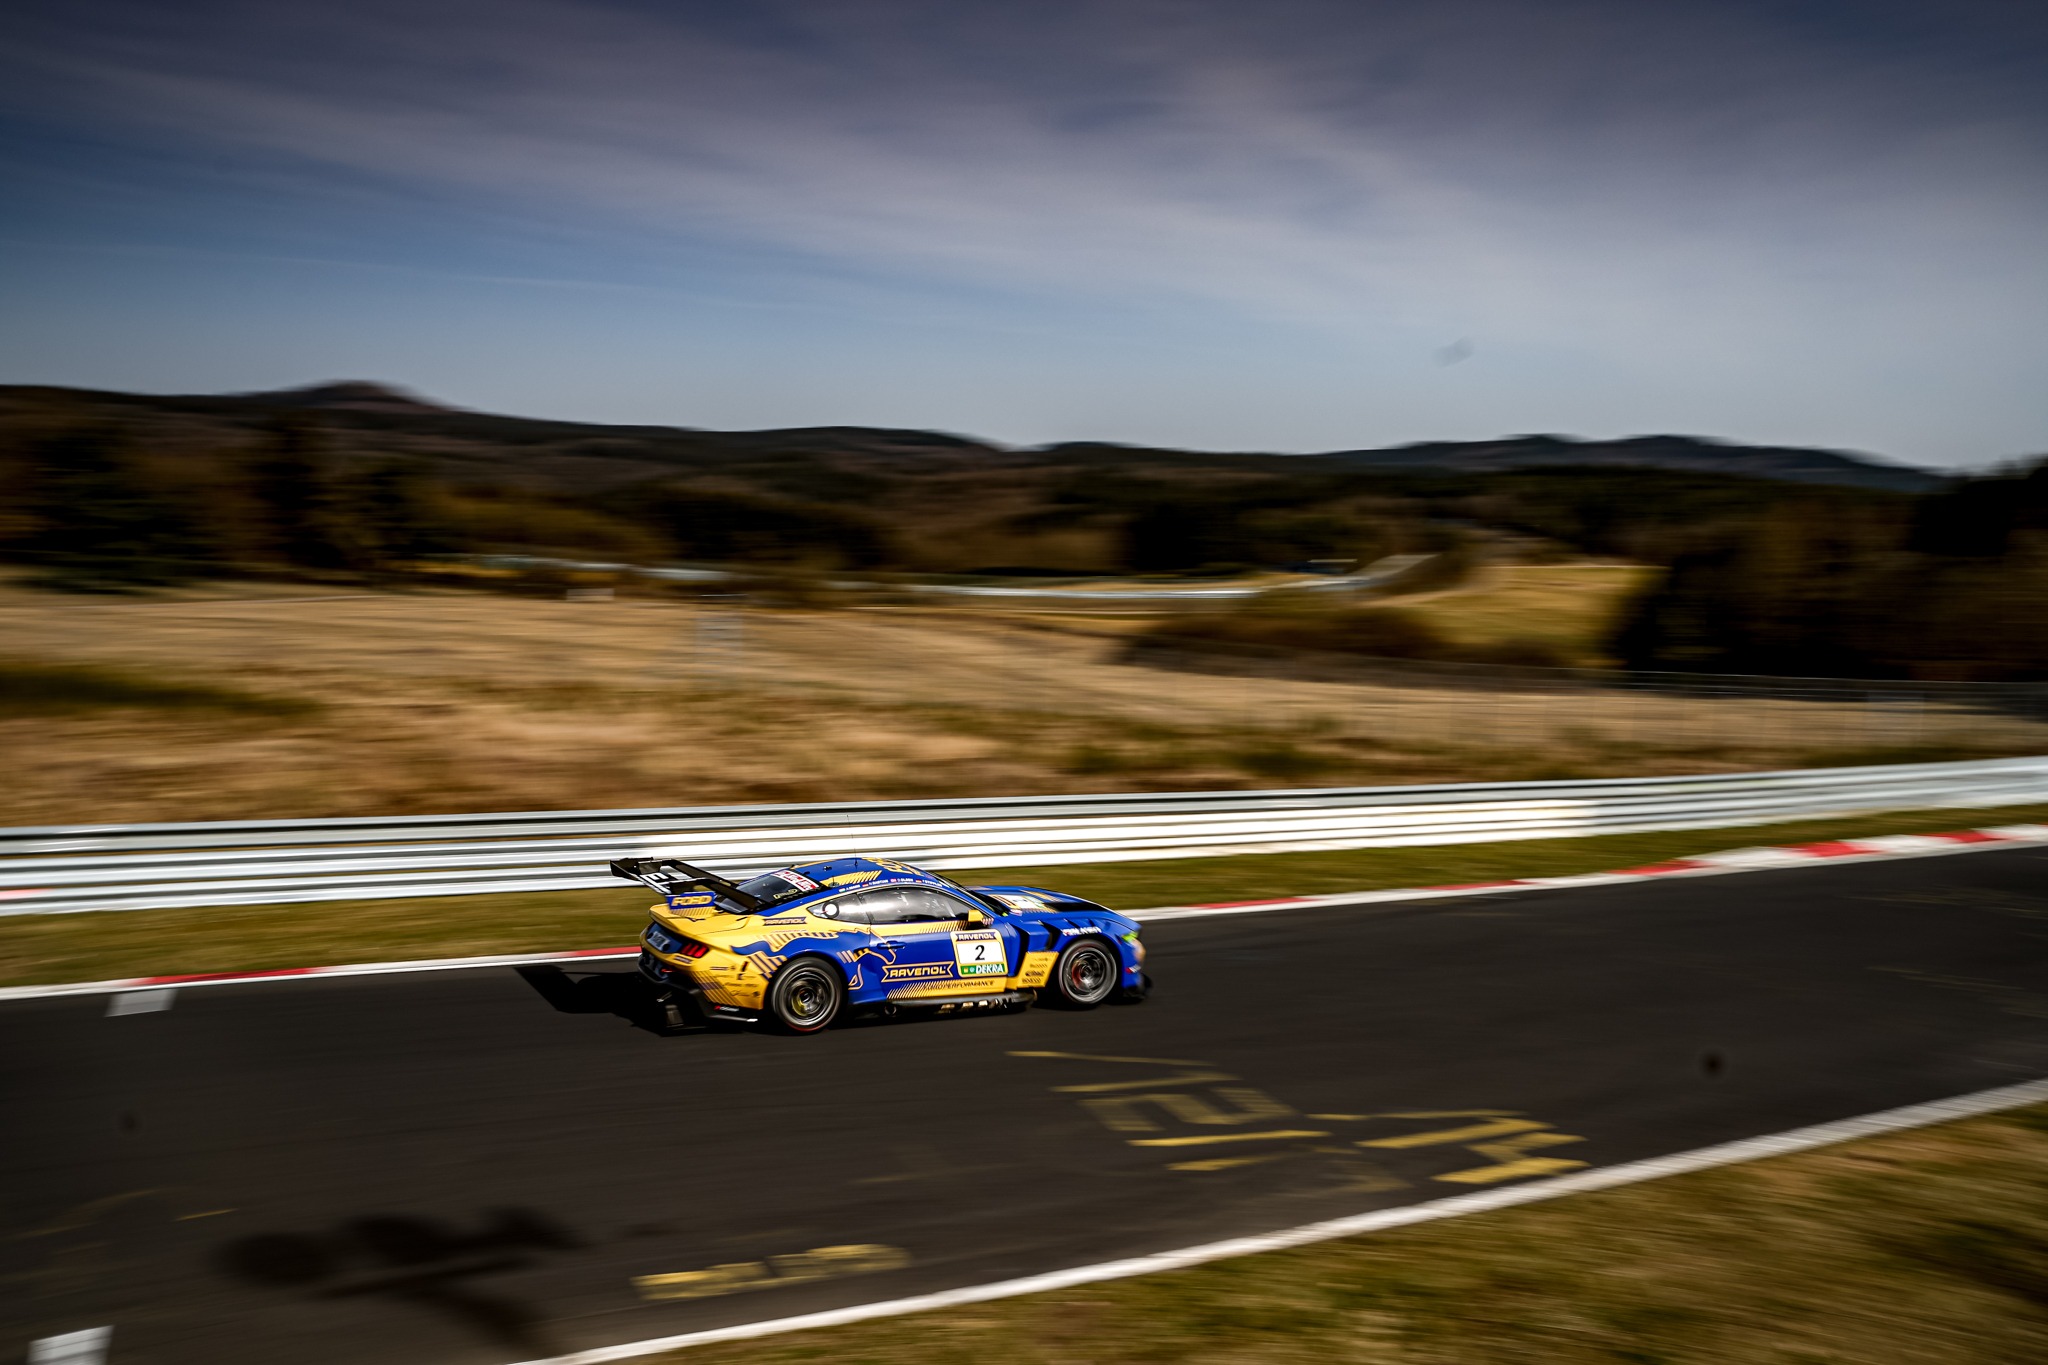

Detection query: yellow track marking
(1310, 1110), (1519, 1121)
(1436, 1156), (1589, 1184)
(1437, 1131), (1589, 1183)
(14, 1189), (164, 1239)
(1357, 1118), (1548, 1149)
(1168, 1153), (1294, 1172)
(1008, 1050), (1208, 1067)
(1085, 1088), (1296, 1132)
(1129, 1129), (1331, 1147)
(637, 1245), (908, 1301)
(1054, 1073), (1236, 1093)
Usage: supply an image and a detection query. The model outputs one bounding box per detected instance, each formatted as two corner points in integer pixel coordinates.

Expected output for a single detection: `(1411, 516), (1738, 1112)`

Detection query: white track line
(27, 1326), (112, 1365)
(104, 987), (174, 1016)
(506, 1075), (2048, 1365)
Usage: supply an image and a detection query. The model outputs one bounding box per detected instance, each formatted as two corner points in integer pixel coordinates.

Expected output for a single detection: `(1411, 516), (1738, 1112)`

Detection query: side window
(841, 887), (908, 925)
(847, 886), (977, 925)
(898, 888), (977, 922)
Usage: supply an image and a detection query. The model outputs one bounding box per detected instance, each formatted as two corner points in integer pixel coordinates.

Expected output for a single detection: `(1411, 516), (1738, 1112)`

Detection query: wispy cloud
(2, 0), (2045, 456)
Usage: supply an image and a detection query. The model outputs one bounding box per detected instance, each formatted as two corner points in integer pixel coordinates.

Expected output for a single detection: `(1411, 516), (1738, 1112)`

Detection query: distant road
(467, 552), (1429, 601)
(7, 847), (2048, 1364)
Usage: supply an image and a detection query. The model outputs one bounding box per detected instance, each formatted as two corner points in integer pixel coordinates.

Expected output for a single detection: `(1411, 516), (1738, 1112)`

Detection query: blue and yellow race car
(611, 855), (1149, 1033)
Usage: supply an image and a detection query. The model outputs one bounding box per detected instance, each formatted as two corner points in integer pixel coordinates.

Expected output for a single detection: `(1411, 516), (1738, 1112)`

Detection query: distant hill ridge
(246, 381), (453, 415)
(1324, 433), (1941, 492)
(0, 379), (1945, 492)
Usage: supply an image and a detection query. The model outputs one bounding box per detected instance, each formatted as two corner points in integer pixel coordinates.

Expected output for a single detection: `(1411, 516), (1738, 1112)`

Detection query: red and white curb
(5, 820), (2045, 1003)
(0, 945), (641, 1002)
(1133, 821), (2048, 921)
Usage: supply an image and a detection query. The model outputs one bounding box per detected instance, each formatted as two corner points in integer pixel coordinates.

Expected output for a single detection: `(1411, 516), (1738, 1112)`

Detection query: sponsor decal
(952, 929), (1007, 977)
(772, 870), (819, 892)
(887, 980), (997, 998)
(820, 869), (882, 887)
(760, 916), (806, 926)
(666, 893), (715, 909)
(881, 963), (955, 981)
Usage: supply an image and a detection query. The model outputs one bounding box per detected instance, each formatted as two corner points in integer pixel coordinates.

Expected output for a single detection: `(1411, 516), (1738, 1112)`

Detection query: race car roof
(729, 855), (944, 906)
(788, 855), (935, 891)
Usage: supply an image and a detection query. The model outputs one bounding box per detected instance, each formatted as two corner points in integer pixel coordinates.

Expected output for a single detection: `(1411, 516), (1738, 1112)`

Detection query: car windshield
(732, 869), (817, 908)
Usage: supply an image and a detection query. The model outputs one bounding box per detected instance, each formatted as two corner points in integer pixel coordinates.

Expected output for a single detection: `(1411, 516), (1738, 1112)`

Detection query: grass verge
(658, 1102), (2048, 1365)
(0, 658), (316, 719)
(4, 803), (2046, 989)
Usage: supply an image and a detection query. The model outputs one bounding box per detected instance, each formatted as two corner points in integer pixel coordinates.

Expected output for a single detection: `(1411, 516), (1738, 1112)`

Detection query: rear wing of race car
(608, 857), (765, 911)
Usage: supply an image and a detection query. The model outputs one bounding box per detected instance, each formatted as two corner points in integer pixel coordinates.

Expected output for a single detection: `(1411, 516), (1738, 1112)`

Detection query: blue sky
(2, 0), (2044, 466)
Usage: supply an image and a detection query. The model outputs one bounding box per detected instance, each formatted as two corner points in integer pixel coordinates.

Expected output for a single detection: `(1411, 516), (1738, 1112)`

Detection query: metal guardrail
(3, 756), (2045, 916)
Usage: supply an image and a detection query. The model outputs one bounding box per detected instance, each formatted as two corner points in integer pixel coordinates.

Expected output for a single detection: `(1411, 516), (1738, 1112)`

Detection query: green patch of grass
(4, 803), (2046, 988)
(1060, 742), (1130, 775)
(1218, 737), (1342, 781)
(1788, 739), (2038, 770)
(1395, 561), (1654, 665)
(0, 887), (639, 989)
(0, 658), (317, 720)
(656, 1103), (2048, 1365)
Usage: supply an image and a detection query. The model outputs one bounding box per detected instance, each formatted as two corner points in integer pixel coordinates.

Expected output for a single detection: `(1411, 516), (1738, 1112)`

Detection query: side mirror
(962, 909), (990, 927)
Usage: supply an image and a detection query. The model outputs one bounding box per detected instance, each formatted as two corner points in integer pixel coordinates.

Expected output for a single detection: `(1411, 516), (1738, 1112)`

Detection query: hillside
(0, 381), (1942, 493)
(1327, 433), (1940, 493)
(0, 380), (1948, 584)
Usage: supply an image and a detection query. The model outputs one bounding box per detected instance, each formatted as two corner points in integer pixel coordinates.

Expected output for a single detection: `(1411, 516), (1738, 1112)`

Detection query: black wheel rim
(784, 969), (832, 1022)
(1068, 946), (1111, 1000)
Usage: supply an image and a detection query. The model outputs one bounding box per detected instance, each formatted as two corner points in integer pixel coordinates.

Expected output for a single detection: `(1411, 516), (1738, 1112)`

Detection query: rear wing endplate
(608, 857), (765, 911)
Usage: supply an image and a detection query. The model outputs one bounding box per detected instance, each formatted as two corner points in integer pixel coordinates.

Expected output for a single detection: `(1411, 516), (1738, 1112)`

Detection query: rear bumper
(638, 950), (759, 1023)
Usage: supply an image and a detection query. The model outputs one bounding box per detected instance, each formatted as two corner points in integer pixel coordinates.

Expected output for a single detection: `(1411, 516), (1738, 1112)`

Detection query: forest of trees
(4, 417), (452, 589)
(3, 401), (2044, 681)
(1612, 462), (2048, 681)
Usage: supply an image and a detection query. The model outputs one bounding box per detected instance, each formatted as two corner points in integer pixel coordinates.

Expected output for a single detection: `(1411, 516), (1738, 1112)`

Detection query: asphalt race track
(9, 847), (2048, 1364)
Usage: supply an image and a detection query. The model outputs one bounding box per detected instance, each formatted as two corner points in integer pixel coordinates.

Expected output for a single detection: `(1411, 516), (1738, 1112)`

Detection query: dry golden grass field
(1391, 560), (1652, 664)
(2, 576), (2043, 825)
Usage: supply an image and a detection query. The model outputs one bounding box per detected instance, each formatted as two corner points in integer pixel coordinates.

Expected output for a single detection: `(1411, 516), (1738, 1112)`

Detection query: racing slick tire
(767, 956), (844, 1034)
(1048, 937), (1119, 1009)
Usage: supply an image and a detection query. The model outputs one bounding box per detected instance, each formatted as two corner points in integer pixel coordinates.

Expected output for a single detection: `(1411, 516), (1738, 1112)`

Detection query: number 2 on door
(952, 930), (1005, 976)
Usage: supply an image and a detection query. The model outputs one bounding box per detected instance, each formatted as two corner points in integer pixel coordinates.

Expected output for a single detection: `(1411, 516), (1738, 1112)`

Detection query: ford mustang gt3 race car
(611, 855), (1149, 1033)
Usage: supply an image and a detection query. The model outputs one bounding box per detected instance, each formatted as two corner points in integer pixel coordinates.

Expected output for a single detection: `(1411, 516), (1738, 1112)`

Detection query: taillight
(676, 938), (711, 959)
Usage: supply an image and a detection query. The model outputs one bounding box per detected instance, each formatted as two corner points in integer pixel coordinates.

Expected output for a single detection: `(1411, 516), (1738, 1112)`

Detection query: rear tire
(1049, 937), (1118, 1009)
(767, 957), (844, 1034)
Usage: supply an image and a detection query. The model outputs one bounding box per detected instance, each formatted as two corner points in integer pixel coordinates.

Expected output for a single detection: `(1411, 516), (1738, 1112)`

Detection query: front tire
(767, 957), (844, 1034)
(1049, 937), (1118, 1009)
